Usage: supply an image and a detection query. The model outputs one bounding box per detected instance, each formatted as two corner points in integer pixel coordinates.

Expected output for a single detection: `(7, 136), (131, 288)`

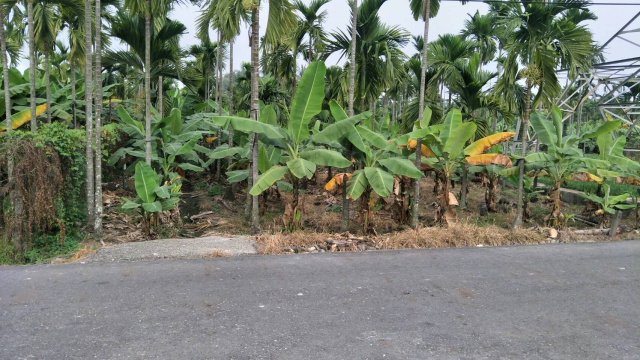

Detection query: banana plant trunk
(513, 82), (533, 229)
(27, 0), (36, 132)
(84, 0), (94, 227)
(547, 181), (564, 227)
(249, 4), (260, 233)
(486, 175), (498, 212)
(144, 0), (152, 165)
(94, 0), (103, 234)
(412, 0), (432, 229)
(45, 46), (52, 123)
(460, 163), (468, 208)
(360, 187), (375, 235)
(439, 172), (453, 225)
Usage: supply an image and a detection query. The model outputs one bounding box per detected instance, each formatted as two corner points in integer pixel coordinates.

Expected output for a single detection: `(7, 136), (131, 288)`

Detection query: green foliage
(208, 185), (225, 197)
(579, 184), (636, 215)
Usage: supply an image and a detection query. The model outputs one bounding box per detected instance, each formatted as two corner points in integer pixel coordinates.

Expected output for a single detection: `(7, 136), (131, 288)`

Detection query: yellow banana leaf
(464, 132), (516, 156)
(571, 172), (603, 184)
(401, 139), (435, 157)
(0, 104), (48, 132)
(324, 173), (352, 191)
(465, 153), (512, 167)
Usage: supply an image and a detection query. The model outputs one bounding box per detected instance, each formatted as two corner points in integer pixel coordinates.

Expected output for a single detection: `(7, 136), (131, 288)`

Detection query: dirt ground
(97, 169), (639, 256)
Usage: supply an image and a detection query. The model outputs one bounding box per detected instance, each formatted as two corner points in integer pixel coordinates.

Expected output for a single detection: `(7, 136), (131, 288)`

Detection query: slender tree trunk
(144, 0), (152, 165)
(348, 0), (357, 117)
(292, 47), (297, 96)
(94, 0), (103, 234)
(0, 7), (11, 131)
(216, 31), (223, 180)
(205, 68), (209, 102)
(27, 0), (36, 132)
(1, 6), (21, 248)
(45, 47), (52, 123)
(84, 0), (95, 226)
(228, 38), (234, 168)
(513, 83), (533, 229)
(342, 0), (358, 232)
(308, 39), (312, 63)
(250, 5), (260, 233)
(71, 61), (77, 128)
(158, 76), (163, 118)
(412, 0), (431, 229)
(370, 101), (375, 131)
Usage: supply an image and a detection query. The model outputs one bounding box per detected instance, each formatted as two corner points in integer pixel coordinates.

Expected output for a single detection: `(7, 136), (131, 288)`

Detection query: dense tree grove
(1, 0), (638, 261)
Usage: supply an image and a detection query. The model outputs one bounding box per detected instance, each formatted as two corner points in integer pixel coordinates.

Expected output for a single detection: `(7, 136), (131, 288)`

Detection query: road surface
(1, 242), (639, 359)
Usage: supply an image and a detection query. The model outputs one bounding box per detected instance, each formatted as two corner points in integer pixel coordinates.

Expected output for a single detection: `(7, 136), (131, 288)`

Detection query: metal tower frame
(555, 11), (640, 137)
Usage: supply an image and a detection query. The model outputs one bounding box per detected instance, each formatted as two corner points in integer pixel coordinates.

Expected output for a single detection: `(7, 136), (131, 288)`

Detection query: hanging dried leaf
(465, 154), (512, 167)
(571, 172), (603, 184)
(324, 173), (352, 191)
(399, 139), (435, 157)
(464, 132), (516, 156)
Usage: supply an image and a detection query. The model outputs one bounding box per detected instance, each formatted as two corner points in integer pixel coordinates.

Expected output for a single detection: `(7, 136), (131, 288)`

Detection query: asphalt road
(1, 242), (639, 360)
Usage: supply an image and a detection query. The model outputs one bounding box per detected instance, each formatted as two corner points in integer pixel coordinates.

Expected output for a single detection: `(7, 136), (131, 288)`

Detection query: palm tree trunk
(250, 4), (260, 233)
(84, 0), (94, 227)
(144, 0), (152, 165)
(0, 7), (11, 130)
(1, 5), (21, 248)
(412, 0), (431, 229)
(228, 38), (234, 168)
(216, 31), (223, 180)
(292, 46), (297, 96)
(158, 76), (163, 118)
(513, 82), (533, 229)
(94, 0), (103, 234)
(45, 47), (52, 123)
(71, 61), (77, 128)
(342, 0), (358, 232)
(27, 0), (36, 132)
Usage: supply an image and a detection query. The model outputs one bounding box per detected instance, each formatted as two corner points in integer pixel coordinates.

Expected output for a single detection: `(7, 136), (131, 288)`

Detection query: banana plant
(505, 174), (544, 221)
(215, 62), (361, 230)
(109, 106), (218, 181)
(121, 162), (181, 238)
(325, 126), (424, 234)
(501, 106), (622, 226)
(409, 108), (516, 225)
(578, 184), (636, 226)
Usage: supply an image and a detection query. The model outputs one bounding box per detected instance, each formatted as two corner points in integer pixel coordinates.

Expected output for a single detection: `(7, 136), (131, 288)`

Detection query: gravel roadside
(83, 236), (257, 263)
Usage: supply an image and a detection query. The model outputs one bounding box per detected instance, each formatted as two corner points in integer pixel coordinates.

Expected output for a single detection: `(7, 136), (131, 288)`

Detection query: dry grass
(66, 244), (98, 263)
(255, 221), (547, 255)
(377, 221), (545, 250)
(204, 250), (227, 258)
(256, 231), (331, 255)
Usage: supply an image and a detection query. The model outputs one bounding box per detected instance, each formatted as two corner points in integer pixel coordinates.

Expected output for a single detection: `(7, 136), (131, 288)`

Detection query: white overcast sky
(14, 0), (640, 76)
(167, 0), (640, 72)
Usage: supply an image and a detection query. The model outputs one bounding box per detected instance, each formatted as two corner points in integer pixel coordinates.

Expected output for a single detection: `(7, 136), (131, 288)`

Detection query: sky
(167, 0), (640, 74)
(14, 0), (640, 76)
